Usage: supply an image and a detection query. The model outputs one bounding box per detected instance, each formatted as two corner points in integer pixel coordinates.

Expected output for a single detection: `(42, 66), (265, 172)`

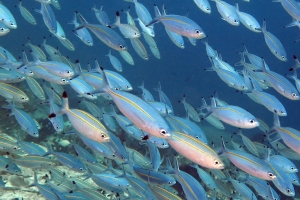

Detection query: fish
(94, 66), (172, 139)
(106, 50), (122, 72)
(49, 91), (110, 143)
(17, 0), (36, 25)
(235, 3), (261, 32)
(113, 11), (140, 39)
(168, 131), (224, 169)
(211, 0), (240, 26)
(220, 137), (277, 180)
(91, 5), (111, 26)
(147, 4), (206, 39)
(0, 2), (17, 29)
(34, 3), (57, 33)
(76, 12), (127, 51)
(0, 82), (29, 102)
(3, 103), (39, 137)
(69, 14), (93, 46)
(194, 0), (211, 14)
(259, 20), (287, 61)
(165, 27), (185, 49)
(201, 97), (259, 129)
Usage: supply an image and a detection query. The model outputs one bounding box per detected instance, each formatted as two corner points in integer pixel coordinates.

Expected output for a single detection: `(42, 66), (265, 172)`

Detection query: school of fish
(0, 0), (299, 199)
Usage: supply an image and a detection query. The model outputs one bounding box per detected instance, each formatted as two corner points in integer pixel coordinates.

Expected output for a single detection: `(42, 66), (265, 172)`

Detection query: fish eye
(287, 189), (291, 193)
(195, 136), (199, 139)
(168, 181), (172, 184)
(79, 168), (83, 171)
(160, 129), (167, 135)
(0, 28), (4, 31)
(249, 119), (255, 123)
(101, 134), (105, 138)
(291, 167), (295, 170)
(281, 56), (285, 59)
(62, 79), (67, 82)
(67, 70), (71, 74)
(126, 85), (129, 88)
(119, 44), (125, 49)
(214, 160), (219, 165)
(195, 29), (200, 34)
(292, 93), (297, 97)
(234, 20), (237, 22)
(268, 172), (274, 177)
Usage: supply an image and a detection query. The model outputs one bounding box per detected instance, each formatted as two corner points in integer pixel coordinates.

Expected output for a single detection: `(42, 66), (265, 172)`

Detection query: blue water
(1, 0), (300, 199)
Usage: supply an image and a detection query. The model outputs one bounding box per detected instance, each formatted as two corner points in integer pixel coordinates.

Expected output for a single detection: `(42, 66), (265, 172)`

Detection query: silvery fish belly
(212, 105), (259, 129)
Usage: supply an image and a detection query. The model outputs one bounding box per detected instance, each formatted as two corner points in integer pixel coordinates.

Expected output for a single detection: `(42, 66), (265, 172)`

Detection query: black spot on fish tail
(75, 59), (79, 64)
(62, 91), (67, 98)
(48, 113), (56, 118)
(289, 68), (294, 71)
(142, 135), (149, 140)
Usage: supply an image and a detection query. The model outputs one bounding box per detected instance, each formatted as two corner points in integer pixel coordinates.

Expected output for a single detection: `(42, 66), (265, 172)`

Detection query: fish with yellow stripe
(94, 66), (172, 139)
(220, 137), (277, 181)
(167, 131), (224, 169)
(49, 91), (110, 143)
(147, 4), (206, 39)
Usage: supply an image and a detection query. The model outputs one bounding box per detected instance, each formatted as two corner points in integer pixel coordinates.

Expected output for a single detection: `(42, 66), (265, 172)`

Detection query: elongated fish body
(258, 60), (299, 100)
(133, 166), (176, 186)
(69, 77), (97, 100)
(30, 66), (69, 85)
(270, 155), (298, 173)
(50, 21), (66, 40)
(106, 50), (122, 72)
(227, 174), (257, 200)
(3, 104), (39, 137)
(18, 1), (36, 25)
(35, 3), (57, 33)
(98, 67), (172, 139)
(194, 0), (211, 14)
(0, 69), (25, 83)
(274, 115), (300, 154)
(206, 97), (259, 129)
(0, 82), (29, 102)
(190, 164), (217, 190)
(173, 158), (208, 200)
(114, 11), (140, 39)
(221, 139), (276, 180)
(0, 3), (17, 29)
(25, 77), (45, 100)
(168, 131), (224, 169)
(212, 0), (240, 26)
(69, 14), (93, 46)
(150, 45), (161, 59)
(76, 12), (127, 51)
(49, 91), (110, 143)
(91, 5), (111, 26)
(148, 5), (205, 39)
(165, 27), (185, 49)
(261, 20), (287, 61)
(130, 38), (148, 60)
(235, 3), (261, 32)
(275, 0), (300, 21)
(131, 0), (152, 25)
(119, 50), (134, 65)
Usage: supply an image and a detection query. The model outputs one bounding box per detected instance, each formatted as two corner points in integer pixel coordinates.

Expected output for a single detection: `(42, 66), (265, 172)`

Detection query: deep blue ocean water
(0, 0), (300, 199)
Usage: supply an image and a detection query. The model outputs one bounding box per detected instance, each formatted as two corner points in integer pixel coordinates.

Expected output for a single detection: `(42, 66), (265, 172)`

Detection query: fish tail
(137, 80), (144, 89)
(235, 3), (239, 12)
(74, 11), (89, 31)
(284, 20), (297, 28)
(273, 113), (280, 127)
(115, 11), (121, 25)
(154, 4), (161, 18)
(262, 19), (266, 32)
(67, 14), (77, 25)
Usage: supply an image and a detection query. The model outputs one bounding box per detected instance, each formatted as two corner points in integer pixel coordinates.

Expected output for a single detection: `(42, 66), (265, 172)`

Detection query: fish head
(193, 28), (206, 39)
(213, 158), (225, 169)
(274, 109), (287, 117)
(118, 44), (127, 51)
(159, 127), (172, 139)
(290, 91), (300, 100)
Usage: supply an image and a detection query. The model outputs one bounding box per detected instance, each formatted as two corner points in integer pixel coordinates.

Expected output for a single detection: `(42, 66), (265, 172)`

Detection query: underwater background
(0, 0), (300, 199)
